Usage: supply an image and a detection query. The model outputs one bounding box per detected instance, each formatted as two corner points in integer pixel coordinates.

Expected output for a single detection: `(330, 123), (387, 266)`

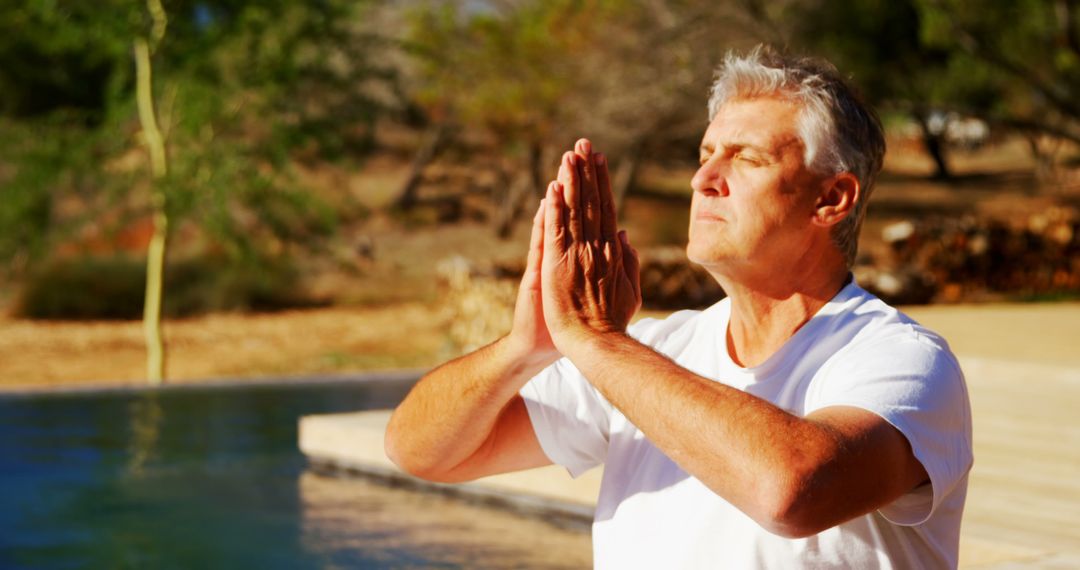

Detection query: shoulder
(828, 284), (957, 361)
(811, 285), (969, 418)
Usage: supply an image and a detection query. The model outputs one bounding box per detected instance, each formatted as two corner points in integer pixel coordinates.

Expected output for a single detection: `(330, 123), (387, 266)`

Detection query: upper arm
(437, 394), (552, 483)
(770, 405), (929, 538)
(796, 335), (971, 531)
(804, 405), (930, 521)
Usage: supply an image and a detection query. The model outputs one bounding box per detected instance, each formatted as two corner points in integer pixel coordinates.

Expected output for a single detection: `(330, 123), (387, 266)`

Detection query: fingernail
(582, 139), (591, 155)
(619, 230), (628, 243)
(595, 153), (605, 166)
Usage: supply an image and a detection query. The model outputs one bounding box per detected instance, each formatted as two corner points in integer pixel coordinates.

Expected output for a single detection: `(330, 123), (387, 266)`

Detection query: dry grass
(0, 303), (450, 390)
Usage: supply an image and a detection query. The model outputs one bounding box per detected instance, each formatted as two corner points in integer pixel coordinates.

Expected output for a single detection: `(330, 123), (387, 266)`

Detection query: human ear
(811, 173), (860, 227)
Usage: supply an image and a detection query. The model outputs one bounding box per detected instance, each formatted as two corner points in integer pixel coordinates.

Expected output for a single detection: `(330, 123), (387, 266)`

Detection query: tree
(918, 0), (1080, 179)
(784, 0), (984, 179)
(783, 0), (1080, 180)
(1, 1), (396, 313)
(133, 0), (170, 383)
(395, 0), (758, 235)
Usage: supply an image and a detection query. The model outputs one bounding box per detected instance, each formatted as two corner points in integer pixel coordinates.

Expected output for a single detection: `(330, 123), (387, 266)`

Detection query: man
(385, 47), (973, 569)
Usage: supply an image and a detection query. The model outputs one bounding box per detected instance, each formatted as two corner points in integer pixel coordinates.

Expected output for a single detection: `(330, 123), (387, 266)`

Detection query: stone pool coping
(0, 368), (426, 399)
(299, 410), (600, 527)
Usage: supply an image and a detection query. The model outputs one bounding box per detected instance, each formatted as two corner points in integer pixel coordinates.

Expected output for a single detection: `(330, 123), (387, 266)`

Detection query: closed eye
(735, 152), (764, 165)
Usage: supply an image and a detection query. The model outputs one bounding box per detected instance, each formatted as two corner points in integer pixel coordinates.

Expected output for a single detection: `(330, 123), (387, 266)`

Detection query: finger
(595, 153), (618, 243)
(621, 230), (642, 307)
(544, 181), (567, 258)
(521, 198), (545, 288)
(575, 139), (601, 244)
(557, 152), (583, 243)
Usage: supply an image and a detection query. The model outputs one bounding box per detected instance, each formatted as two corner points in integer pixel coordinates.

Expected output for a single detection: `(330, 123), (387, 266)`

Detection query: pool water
(0, 379), (592, 569)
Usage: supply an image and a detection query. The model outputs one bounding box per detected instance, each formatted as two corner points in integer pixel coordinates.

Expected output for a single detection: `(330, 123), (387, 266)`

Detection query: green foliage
(0, 115), (127, 271)
(403, 0), (719, 152)
(915, 0), (1080, 125)
(790, 0), (1080, 141)
(17, 256), (147, 320)
(0, 0), (140, 121)
(0, 0), (396, 290)
(17, 254), (315, 320)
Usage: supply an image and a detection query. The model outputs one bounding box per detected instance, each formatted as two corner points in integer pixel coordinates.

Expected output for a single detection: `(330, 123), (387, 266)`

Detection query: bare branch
(934, 2), (1080, 119)
(993, 116), (1080, 146)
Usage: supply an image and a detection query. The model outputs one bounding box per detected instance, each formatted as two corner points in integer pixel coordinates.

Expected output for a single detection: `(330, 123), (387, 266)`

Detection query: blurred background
(1, 0), (1079, 387)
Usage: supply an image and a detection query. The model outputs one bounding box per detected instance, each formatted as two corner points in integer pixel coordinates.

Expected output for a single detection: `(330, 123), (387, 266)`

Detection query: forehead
(701, 96), (804, 152)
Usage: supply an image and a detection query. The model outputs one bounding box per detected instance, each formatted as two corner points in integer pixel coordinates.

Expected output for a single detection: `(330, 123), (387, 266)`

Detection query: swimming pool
(0, 378), (591, 569)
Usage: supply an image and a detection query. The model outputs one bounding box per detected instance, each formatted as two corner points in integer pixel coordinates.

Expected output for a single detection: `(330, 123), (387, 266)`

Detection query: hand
(507, 197), (559, 363)
(541, 139), (642, 353)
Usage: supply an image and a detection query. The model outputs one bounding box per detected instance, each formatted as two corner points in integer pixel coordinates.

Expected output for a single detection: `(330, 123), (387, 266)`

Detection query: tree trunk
(394, 122), (450, 211)
(613, 139), (645, 213)
(495, 142), (543, 239)
(496, 172), (531, 239)
(1026, 132), (1061, 186)
(914, 111), (951, 180)
(134, 0), (169, 385)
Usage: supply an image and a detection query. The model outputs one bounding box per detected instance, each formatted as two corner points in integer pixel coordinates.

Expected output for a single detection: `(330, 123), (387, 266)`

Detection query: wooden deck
(887, 304), (1080, 568)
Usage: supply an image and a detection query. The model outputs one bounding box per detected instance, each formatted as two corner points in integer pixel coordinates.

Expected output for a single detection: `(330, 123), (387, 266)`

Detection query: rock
(882, 220), (916, 244)
(867, 206), (1080, 303)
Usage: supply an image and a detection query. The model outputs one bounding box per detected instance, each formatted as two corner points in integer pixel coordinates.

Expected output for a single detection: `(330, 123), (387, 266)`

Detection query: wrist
(501, 332), (561, 374)
(554, 325), (626, 360)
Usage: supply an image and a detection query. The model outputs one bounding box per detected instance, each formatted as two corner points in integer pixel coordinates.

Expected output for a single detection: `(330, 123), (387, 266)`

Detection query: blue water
(0, 379), (591, 569)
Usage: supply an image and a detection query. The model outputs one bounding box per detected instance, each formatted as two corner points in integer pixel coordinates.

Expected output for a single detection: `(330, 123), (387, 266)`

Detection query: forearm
(563, 331), (842, 534)
(384, 334), (556, 479)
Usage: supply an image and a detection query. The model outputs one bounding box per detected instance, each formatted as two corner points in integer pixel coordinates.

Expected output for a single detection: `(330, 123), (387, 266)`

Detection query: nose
(691, 157), (729, 197)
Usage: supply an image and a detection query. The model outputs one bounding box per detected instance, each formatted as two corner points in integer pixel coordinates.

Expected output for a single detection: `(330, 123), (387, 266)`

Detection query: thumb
(544, 181), (567, 264)
(521, 198), (545, 289)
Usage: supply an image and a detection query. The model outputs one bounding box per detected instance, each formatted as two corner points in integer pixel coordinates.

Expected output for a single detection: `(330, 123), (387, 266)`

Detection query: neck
(710, 254), (850, 368)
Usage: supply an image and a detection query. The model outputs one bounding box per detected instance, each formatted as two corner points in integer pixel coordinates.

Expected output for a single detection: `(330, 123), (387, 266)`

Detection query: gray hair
(707, 46), (885, 267)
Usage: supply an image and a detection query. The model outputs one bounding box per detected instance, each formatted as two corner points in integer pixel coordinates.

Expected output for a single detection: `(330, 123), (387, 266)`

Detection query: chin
(688, 235), (751, 272)
(686, 240), (725, 267)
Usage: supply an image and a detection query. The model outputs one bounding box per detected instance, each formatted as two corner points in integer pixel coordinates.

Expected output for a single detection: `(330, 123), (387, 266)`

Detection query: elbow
(761, 506), (826, 540)
(383, 421), (405, 469)
(382, 416), (412, 473)
(383, 413), (465, 483)
(754, 471), (833, 539)
(383, 413), (436, 481)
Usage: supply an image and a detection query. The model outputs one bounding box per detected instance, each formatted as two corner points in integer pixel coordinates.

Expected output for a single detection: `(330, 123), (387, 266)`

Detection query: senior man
(385, 47), (973, 569)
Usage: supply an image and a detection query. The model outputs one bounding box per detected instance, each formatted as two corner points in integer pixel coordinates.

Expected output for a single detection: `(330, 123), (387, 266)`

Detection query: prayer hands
(510, 138), (641, 358)
(540, 139), (642, 353)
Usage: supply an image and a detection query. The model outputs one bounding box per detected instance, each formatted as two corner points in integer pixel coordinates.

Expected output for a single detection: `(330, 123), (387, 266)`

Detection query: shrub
(16, 255), (320, 320)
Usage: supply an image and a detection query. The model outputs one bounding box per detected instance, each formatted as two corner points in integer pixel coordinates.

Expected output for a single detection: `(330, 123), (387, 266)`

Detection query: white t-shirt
(520, 282), (973, 569)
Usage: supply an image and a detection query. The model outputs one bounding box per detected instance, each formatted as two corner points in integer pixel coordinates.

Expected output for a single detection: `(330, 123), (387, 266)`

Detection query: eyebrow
(699, 141), (774, 157)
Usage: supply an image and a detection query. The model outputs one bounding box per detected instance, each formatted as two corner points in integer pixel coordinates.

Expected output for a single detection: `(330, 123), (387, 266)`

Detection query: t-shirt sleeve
(519, 316), (678, 478)
(519, 356), (614, 478)
(805, 333), (973, 526)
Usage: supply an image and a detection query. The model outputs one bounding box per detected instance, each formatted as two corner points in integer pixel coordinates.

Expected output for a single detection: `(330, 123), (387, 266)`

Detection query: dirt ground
(3, 298), (1079, 391)
(0, 303), (451, 390)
